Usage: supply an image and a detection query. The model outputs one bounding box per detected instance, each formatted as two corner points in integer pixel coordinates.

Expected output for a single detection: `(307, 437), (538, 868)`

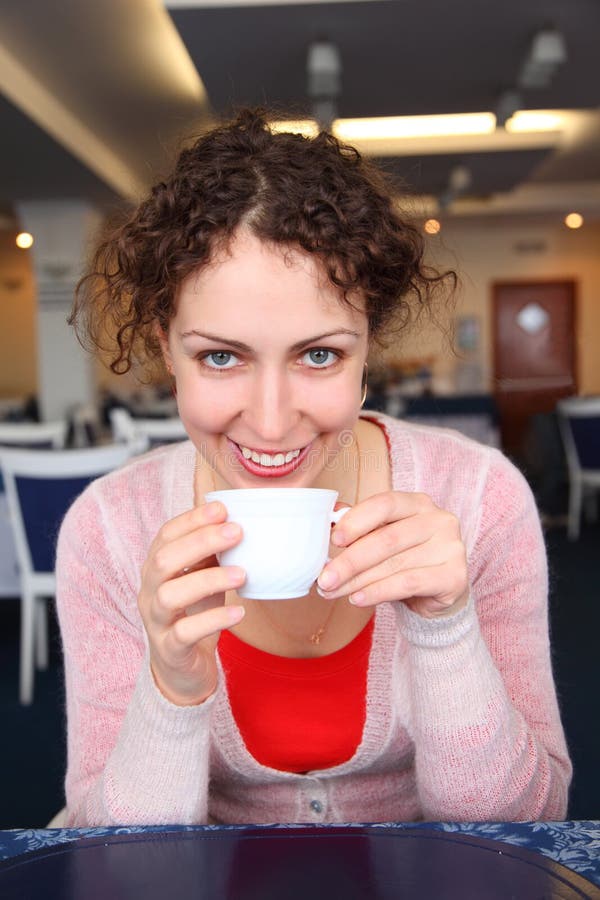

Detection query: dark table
(1, 821), (599, 899)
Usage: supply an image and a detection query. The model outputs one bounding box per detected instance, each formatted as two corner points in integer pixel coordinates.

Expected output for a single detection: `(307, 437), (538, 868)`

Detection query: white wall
(16, 201), (100, 421)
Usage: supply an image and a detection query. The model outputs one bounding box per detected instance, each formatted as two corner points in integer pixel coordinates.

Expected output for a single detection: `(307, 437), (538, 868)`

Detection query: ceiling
(0, 0), (599, 227)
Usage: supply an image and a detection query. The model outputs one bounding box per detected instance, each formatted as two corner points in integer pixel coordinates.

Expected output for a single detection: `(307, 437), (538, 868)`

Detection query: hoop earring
(360, 363), (368, 408)
(165, 364), (177, 398)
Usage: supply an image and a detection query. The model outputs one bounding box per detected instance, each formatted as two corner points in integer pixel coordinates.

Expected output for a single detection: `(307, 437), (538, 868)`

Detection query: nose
(242, 367), (300, 444)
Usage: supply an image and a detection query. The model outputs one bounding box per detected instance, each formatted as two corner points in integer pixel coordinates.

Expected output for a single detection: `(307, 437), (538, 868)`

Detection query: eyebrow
(179, 329), (362, 353)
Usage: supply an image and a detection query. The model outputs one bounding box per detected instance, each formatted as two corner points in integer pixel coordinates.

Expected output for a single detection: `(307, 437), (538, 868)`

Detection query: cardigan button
(310, 800), (323, 814)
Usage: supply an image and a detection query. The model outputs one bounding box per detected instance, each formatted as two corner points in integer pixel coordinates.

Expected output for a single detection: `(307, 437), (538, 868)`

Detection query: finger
(153, 565), (246, 626)
(318, 516), (436, 593)
(319, 547), (436, 599)
(158, 501), (228, 544)
(320, 532), (464, 599)
(151, 521), (243, 585)
(330, 491), (435, 548)
(166, 603), (246, 653)
(346, 561), (467, 611)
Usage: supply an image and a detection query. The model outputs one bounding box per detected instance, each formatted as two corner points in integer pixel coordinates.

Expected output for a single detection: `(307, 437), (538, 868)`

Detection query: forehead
(174, 229), (366, 329)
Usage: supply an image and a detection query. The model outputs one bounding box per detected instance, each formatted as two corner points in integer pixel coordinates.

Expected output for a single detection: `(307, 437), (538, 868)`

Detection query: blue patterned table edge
(1, 821), (599, 886)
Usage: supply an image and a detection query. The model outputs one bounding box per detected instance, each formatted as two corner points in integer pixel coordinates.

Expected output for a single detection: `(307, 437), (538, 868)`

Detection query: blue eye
(203, 351), (238, 369)
(304, 348), (337, 367)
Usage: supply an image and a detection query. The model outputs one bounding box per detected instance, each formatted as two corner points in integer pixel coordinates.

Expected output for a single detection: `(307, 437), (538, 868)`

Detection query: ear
(154, 322), (173, 373)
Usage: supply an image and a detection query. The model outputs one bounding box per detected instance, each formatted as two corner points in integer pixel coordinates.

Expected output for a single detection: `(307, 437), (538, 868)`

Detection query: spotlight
(424, 219), (441, 235)
(16, 232), (34, 249)
(564, 213), (583, 229)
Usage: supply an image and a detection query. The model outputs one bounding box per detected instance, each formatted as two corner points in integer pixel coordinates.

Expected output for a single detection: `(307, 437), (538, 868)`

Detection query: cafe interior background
(0, 0), (599, 826)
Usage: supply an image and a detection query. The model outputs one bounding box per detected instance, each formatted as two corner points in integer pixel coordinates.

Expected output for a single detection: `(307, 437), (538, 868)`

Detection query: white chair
(109, 406), (187, 448)
(108, 407), (138, 444)
(0, 421), (68, 597)
(0, 443), (135, 704)
(0, 420), (68, 449)
(556, 396), (600, 540)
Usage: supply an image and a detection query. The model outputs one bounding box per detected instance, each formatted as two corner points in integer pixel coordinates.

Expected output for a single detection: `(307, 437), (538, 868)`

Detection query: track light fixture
(519, 26), (567, 89)
(306, 39), (342, 130)
(495, 90), (522, 129)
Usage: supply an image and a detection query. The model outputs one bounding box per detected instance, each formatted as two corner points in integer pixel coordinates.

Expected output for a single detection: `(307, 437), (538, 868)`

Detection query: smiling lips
(229, 439), (311, 478)
(239, 445), (301, 467)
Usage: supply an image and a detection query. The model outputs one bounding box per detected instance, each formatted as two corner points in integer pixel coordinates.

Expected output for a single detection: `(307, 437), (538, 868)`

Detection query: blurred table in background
(381, 391), (500, 447)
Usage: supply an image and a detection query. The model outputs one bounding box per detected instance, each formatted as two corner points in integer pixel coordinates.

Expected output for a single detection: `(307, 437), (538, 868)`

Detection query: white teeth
(238, 444), (302, 467)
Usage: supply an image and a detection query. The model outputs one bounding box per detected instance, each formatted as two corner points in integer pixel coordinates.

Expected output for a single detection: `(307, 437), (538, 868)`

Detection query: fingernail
(331, 530), (345, 546)
(318, 569), (339, 590)
(349, 591), (366, 606)
(227, 567), (245, 585)
(205, 501), (224, 520)
(221, 523), (241, 539)
(228, 605), (245, 623)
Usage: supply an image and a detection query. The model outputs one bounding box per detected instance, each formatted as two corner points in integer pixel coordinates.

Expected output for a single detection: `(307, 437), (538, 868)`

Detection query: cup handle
(331, 505), (350, 525)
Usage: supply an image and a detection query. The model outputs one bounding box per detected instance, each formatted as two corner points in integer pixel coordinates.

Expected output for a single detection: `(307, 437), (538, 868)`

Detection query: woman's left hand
(317, 491), (469, 619)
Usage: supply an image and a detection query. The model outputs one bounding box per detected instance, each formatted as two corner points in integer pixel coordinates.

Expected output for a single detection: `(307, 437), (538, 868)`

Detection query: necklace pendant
(310, 628), (324, 645)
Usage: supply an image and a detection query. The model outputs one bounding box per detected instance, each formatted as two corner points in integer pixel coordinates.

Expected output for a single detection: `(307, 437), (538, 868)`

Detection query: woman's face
(159, 229), (369, 489)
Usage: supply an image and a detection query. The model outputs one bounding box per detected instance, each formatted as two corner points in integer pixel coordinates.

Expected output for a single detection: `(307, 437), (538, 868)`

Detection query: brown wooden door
(492, 280), (577, 461)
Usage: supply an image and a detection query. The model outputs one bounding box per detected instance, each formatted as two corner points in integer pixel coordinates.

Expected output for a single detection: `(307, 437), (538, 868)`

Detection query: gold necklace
(262, 595), (337, 646)
(250, 429), (362, 646)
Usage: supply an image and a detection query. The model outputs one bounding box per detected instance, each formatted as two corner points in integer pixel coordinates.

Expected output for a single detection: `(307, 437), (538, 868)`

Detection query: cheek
(178, 398), (227, 434)
(311, 395), (361, 444)
(175, 376), (243, 434)
(311, 378), (362, 420)
(323, 398), (358, 425)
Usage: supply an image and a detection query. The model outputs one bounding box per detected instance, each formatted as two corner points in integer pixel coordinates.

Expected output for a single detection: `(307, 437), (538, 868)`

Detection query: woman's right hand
(138, 501), (246, 706)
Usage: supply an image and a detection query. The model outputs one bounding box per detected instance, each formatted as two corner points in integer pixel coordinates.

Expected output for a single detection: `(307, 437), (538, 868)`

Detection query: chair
(0, 421), (69, 597)
(556, 397), (600, 540)
(110, 406), (187, 449)
(0, 420), (68, 450)
(0, 443), (135, 704)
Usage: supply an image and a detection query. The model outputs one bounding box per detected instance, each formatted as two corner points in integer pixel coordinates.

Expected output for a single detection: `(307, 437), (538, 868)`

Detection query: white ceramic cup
(204, 487), (349, 600)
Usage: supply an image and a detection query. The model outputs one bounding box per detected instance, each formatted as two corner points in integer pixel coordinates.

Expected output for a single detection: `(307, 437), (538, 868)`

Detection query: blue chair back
(0, 443), (135, 579)
(14, 473), (98, 572)
(0, 444), (54, 493)
(569, 417), (600, 470)
(0, 421), (67, 492)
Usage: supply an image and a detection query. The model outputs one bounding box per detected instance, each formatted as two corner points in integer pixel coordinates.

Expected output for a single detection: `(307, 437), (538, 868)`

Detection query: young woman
(58, 108), (571, 826)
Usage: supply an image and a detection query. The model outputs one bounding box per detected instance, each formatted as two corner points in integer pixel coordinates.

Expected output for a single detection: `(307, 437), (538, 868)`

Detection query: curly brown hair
(70, 107), (456, 375)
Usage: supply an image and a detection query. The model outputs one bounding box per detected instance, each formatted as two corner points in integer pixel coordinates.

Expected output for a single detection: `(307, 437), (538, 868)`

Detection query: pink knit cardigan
(56, 413), (571, 826)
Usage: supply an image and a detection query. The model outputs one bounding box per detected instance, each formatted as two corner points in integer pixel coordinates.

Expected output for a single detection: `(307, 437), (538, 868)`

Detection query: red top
(218, 617), (374, 773)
